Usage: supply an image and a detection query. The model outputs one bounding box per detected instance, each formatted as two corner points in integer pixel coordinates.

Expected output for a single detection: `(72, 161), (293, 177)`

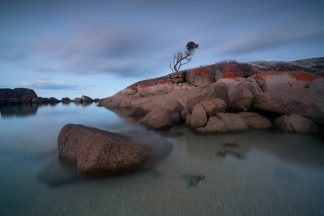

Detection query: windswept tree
(169, 41), (199, 72)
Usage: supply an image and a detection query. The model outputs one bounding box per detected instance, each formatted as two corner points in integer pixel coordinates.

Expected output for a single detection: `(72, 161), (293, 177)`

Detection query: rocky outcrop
(275, 114), (318, 134)
(0, 88), (37, 104)
(100, 57), (324, 134)
(58, 124), (152, 175)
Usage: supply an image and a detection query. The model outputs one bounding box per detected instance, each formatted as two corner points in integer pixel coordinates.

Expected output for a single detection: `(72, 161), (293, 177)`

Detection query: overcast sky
(1, 0), (323, 98)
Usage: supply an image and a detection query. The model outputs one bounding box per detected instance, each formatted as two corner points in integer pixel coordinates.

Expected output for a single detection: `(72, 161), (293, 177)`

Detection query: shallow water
(0, 104), (324, 216)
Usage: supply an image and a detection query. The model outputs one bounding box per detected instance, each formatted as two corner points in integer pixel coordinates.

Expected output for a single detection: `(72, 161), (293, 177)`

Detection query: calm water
(0, 104), (324, 216)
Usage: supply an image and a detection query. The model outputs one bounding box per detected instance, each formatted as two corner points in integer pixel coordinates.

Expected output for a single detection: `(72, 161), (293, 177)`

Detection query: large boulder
(196, 113), (249, 133)
(58, 124), (152, 175)
(0, 88), (37, 104)
(189, 103), (208, 128)
(239, 112), (272, 129)
(250, 71), (319, 92)
(216, 113), (249, 131)
(275, 114), (318, 133)
(196, 116), (227, 133)
(252, 86), (324, 122)
(200, 98), (226, 117)
(139, 107), (173, 129)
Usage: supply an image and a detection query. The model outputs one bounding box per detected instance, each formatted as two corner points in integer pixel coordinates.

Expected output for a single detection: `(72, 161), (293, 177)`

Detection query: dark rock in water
(94, 98), (100, 103)
(42, 97), (50, 104)
(181, 174), (205, 188)
(0, 88), (37, 104)
(58, 124), (152, 175)
(49, 97), (60, 104)
(81, 95), (93, 103)
(61, 97), (71, 104)
(0, 104), (38, 117)
(74, 97), (82, 104)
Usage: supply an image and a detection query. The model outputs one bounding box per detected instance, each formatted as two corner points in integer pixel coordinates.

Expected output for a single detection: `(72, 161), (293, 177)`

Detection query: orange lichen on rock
(250, 71), (319, 82)
(194, 67), (212, 77)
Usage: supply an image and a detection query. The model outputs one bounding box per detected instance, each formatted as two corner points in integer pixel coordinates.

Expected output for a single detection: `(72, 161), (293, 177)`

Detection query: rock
(81, 95), (93, 103)
(309, 78), (324, 90)
(130, 107), (148, 118)
(252, 86), (324, 122)
(0, 88), (37, 104)
(42, 97), (50, 104)
(94, 98), (100, 103)
(74, 97), (82, 104)
(196, 116), (227, 133)
(214, 62), (254, 80)
(275, 114), (318, 133)
(217, 78), (260, 112)
(61, 97), (71, 104)
(229, 84), (254, 112)
(186, 67), (215, 87)
(250, 71), (319, 92)
(216, 113), (249, 131)
(189, 103), (208, 128)
(140, 107), (173, 129)
(200, 98), (226, 116)
(239, 112), (272, 129)
(49, 97), (60, 104)
(58, 124), (152, 175)
(187, 81), (229, 112)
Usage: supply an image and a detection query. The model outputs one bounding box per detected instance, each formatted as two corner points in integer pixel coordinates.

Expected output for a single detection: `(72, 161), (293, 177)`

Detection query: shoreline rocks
(100, 57), (324, 134)
(0, 88), (37, 104)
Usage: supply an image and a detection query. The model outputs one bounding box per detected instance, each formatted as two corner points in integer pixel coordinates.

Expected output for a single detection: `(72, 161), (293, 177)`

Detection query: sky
(0, 0), (323, 98)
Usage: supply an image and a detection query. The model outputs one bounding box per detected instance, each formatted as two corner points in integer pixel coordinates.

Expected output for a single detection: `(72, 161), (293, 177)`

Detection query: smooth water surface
(1, 104), (324, 216)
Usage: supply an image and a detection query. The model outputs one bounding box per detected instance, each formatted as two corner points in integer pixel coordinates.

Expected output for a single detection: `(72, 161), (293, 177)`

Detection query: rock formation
(58, 124), (152, 175)
(100, 57), (324, 134)
(0, 88), (37, 104)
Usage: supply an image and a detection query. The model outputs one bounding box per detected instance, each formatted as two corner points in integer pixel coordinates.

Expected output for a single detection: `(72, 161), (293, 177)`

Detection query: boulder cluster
(100, 58), (324, 134)
(0, 88), (99, 106)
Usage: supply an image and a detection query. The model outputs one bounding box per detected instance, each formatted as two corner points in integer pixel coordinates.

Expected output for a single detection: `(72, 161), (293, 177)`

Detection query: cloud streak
(21, 80), (80, 90)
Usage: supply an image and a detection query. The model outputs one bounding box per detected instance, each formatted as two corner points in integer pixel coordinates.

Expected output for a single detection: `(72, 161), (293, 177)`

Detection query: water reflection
(0, 104), (39, 117)
(173, 126), (324, 169)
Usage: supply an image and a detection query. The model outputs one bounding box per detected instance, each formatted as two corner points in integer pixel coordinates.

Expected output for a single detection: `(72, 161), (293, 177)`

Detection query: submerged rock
(58, 124), (152, 175)
(181, 174), (205, 188)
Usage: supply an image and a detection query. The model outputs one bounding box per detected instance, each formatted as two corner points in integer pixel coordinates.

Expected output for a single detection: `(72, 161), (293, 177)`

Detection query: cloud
(21, 80), (80, 90)
(220, 20), (324, 56)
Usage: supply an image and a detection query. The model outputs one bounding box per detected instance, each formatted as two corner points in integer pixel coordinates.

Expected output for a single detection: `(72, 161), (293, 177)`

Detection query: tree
(169, 41), (199, 72)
